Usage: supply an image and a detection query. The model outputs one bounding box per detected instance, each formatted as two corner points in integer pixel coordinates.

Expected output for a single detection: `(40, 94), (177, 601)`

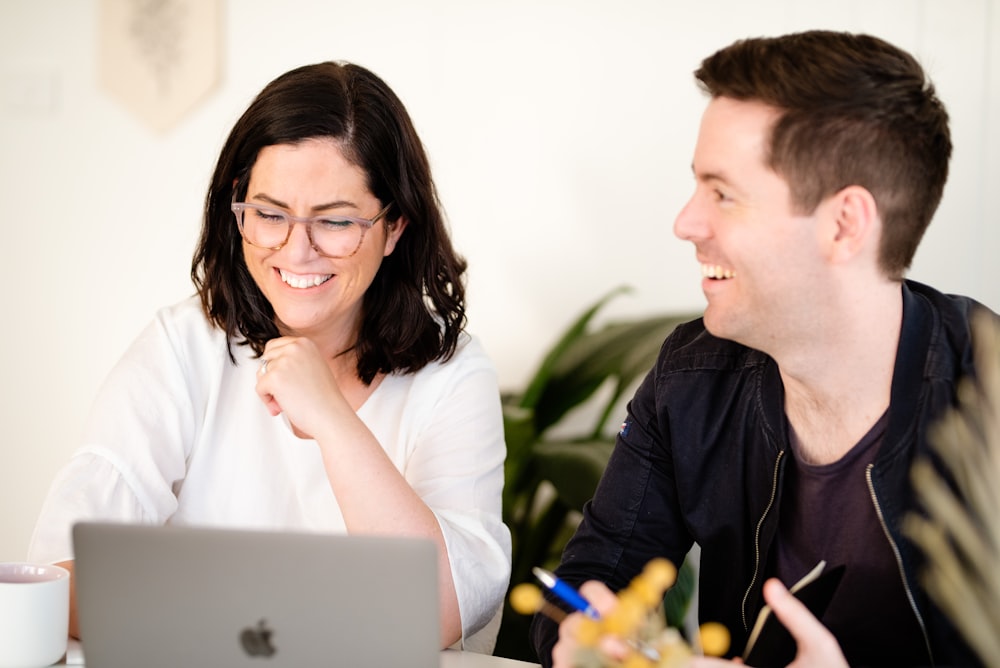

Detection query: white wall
(1, 0), (997, 560)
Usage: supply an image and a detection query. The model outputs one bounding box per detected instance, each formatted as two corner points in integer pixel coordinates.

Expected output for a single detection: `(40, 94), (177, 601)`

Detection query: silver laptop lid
(73, 522), (440, 668)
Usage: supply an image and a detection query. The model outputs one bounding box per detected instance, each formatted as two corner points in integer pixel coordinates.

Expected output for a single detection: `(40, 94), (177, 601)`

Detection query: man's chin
(702, 309), (742, 344)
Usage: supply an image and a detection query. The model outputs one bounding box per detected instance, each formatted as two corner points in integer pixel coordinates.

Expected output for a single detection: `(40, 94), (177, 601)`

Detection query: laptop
(72, 522), (440, 668)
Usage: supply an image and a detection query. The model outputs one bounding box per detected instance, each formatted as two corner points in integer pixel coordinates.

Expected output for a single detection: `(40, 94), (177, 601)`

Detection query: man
(530, 30), (988, 667)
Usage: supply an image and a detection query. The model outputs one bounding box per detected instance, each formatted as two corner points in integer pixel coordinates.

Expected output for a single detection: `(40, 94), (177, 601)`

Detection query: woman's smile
(277, 268), (334, 289)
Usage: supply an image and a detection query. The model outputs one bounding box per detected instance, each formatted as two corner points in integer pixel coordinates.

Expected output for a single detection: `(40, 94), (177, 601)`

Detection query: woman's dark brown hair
(191, 61), (467, 383)
(695, 31), (952, 279)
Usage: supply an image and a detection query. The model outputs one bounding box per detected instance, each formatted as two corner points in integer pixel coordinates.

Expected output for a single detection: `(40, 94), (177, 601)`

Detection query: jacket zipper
(741, 449), (785, 631)
(865, 463), (935, 665)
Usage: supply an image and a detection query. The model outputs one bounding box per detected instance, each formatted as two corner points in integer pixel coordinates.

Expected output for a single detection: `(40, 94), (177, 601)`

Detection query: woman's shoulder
(370, 332), (501, 427)
(441, 331), (496, 373)
(392, 331), (497, 388)
(153, 295), (214, 330)
(130, 295), (241, 367)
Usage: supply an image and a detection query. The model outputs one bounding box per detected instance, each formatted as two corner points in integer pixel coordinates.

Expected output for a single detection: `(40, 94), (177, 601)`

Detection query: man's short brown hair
(695, 31), (952, 278)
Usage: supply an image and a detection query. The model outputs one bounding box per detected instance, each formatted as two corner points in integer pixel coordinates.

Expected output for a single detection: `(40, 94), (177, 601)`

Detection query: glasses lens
(310, 216), (363, 257)
(239, 205), (288, 248)
(237, 205), (364, 257)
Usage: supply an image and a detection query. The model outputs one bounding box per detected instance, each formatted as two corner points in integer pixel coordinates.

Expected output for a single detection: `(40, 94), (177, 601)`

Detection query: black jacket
(530, 281), (988, 667)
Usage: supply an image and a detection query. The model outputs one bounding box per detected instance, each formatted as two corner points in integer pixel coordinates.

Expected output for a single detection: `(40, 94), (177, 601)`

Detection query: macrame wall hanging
(98, 0), (222, 134)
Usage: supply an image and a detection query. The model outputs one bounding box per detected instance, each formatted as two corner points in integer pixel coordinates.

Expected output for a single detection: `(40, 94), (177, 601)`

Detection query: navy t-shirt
(767, 411), (930, 666)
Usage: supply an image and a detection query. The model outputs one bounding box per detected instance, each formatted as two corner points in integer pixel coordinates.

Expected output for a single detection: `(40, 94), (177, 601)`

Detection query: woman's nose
(284, 220), (318, 259)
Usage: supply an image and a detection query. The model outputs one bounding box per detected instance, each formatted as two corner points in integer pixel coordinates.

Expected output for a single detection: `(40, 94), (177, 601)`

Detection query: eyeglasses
(231, 201), (393, 259)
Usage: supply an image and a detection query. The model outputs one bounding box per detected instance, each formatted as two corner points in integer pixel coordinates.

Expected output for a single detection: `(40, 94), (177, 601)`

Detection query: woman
(28, 61), (511, 653)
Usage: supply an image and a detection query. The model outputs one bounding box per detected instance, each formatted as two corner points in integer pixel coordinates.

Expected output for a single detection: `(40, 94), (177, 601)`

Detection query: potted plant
(493, 286), (701, 661)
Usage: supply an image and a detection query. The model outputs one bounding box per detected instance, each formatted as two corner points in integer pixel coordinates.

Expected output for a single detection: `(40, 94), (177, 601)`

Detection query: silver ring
(259, 358), (269, 375)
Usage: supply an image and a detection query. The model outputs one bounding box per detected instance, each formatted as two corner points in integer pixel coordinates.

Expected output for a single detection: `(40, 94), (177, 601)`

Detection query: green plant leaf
(518, 286), (633, 410)
(509, 491), (572, 585)
(590, 313), (700, 437)
(494, 289), (702, 661)
(664, 556), (698, 632)
(533, 313), (699, 434)
(502, 405), (536, 479)
(534, 439), (616, 510)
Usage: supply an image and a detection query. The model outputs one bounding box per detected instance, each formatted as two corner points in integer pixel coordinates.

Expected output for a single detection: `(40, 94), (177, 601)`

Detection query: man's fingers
(579, 580), (618, 616)
(763, 579), (819, 637)
(762, 578), (842, 658)
(551, 612), (584, 668)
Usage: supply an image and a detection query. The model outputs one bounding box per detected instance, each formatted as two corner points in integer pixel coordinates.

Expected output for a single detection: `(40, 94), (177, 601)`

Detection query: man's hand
(550, 580), (628, 668)
(690, 578), (848, 668)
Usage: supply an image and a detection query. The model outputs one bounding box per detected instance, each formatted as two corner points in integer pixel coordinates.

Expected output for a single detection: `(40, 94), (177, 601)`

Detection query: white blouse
(28, 297), (511, 652)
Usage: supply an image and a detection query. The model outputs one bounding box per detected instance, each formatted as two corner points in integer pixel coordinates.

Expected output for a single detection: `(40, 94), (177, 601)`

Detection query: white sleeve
(28, 304), (212, 563)
(402, 339), (512, 651)
(27, 452), (156, 564)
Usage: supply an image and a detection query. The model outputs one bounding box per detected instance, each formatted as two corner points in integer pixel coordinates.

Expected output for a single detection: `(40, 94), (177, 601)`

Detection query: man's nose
(673, 194), (706, 242)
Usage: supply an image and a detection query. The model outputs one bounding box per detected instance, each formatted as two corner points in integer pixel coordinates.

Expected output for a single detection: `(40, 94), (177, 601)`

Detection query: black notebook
(742, 560), (846, 667)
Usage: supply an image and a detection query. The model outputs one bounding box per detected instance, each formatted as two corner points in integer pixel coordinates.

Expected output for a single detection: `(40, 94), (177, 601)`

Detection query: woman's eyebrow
(249, 192), (358, 212)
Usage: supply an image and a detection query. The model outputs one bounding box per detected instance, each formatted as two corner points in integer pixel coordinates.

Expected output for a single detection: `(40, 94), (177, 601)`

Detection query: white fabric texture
(28, 296), (511, 652)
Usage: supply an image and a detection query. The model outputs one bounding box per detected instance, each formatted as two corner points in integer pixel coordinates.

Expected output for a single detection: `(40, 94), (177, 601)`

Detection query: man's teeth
(279, 269), (333, 288)
(701, 264), (736, 279)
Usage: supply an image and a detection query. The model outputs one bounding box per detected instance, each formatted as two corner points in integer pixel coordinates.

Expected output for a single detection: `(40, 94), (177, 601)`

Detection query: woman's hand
(254, 336), (351, 439)
(253, 334), (464, 647)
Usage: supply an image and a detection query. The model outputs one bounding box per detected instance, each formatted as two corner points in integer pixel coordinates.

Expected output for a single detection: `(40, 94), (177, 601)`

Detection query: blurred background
(1, 0), (997, 559)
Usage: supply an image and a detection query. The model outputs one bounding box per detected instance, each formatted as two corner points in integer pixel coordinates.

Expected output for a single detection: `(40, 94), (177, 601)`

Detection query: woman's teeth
(279, 269), (333, 288)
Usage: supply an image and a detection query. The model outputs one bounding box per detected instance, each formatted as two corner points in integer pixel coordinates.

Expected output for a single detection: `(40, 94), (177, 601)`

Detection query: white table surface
(441, 649), (540, 667)
(60, 639), (540, 667)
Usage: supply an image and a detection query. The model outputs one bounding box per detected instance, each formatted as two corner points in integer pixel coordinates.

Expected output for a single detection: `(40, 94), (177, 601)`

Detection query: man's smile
(700, 263), (736, 280)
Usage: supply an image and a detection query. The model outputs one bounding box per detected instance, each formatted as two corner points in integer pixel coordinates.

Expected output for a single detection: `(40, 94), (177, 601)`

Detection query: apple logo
(239, 619), (277, 658)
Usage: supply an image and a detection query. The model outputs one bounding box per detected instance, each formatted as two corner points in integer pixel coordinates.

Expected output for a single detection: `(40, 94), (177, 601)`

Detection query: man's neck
(777, 281), (904, 466)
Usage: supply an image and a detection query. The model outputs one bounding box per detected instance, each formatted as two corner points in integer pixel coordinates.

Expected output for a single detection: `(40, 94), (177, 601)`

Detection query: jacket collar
(882, 281), (933, 461)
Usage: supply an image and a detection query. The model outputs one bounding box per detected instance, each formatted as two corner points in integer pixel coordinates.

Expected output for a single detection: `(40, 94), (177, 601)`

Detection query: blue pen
(531, 567), (600, 619)
(532, 567), (663, 662)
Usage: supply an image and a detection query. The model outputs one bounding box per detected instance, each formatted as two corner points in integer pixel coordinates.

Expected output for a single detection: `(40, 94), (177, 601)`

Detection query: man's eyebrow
(691, 166), (731, 185)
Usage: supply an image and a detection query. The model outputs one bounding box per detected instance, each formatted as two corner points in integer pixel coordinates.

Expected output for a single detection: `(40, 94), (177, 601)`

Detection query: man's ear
(383, 216), (409, 257)
(827, 185), (879, 264)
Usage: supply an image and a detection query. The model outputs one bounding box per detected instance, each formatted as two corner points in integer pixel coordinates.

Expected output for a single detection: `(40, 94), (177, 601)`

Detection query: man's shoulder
(658, 317), (771, 373)
(904, 280), (1000, 350)
(905, 279), (998, 322)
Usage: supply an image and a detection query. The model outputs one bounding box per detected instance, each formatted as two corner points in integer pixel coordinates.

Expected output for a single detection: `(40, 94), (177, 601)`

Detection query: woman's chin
(272, 310), (324, 336)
